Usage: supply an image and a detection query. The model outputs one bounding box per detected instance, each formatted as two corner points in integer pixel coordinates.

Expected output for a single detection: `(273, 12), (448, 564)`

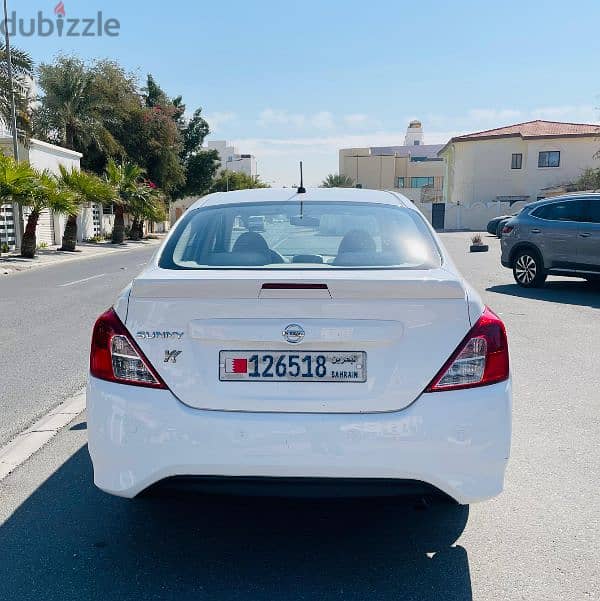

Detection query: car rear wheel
(513, 250), (547, 287)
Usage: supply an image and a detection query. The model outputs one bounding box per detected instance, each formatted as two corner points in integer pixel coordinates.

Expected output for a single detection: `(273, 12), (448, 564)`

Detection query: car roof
(189, 187), (412, 210)
(526, 191), (600, 209)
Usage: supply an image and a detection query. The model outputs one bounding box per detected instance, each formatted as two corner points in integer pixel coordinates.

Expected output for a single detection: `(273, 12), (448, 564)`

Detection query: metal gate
(23, 208), (55, 247)
(431, 203), (446, 231)
(92, 204), (102, 237)
(0, 204), (16, 249)
(36, 209), (55, 246)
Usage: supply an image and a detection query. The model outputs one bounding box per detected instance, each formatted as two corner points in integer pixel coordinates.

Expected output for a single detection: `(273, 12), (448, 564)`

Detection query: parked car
(487, 215), (512, 235)
(496, 215), (516, 237)
(501, 193), (600, 287)
(87, 188), (511, 505)
(247, 215), (266, 232)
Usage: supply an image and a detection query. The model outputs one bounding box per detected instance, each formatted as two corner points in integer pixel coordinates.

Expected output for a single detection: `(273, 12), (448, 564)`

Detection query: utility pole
(3, 0), (19, 161)
(225, 157), (243, 192)
(3, 0), (23, 250)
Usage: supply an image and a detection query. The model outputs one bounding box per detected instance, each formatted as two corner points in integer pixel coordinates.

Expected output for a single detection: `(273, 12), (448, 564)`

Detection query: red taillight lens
(90, 308), (167, 388)
(502, 225), (514, 235)
(425, 306), (509, 392)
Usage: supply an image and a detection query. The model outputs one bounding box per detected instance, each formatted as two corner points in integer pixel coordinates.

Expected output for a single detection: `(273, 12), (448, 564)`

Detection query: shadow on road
(488, 281), (600, 308)
(0, 447), (471, 601)
(0, 447), (472, 600)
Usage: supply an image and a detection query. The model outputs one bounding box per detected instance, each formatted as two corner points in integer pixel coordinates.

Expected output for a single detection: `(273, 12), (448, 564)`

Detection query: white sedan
(87, 187), (511, 503)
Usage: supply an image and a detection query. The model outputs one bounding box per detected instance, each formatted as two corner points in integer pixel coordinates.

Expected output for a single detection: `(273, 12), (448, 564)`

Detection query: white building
(438, 120), (600, 230)
(204, 140), (257, 178)
(404, 119), (424, 146)
(0, 136), (88, 250)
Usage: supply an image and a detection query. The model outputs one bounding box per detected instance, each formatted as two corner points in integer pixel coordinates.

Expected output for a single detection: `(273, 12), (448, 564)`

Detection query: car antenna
(297, 161), (306, 194)
(296, 161), (306, 218)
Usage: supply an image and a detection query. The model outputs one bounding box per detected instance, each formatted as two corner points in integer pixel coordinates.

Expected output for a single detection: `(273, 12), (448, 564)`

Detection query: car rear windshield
(159, 201), (441, 270)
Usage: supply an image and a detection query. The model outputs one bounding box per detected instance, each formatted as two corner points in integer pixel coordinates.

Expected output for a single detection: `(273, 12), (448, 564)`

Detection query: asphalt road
(0, 244), (158, 446)
(0, 232), (599, 600)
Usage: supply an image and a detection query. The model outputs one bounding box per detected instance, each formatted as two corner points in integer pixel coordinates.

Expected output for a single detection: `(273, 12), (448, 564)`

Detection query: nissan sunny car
(87, 187), (512, 504)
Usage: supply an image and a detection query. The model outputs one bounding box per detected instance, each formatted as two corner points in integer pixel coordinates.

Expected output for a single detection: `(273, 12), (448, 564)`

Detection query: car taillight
(502, 225), (514, 235)
(425, 307), (509, 392)
(90, 308), (167, 388)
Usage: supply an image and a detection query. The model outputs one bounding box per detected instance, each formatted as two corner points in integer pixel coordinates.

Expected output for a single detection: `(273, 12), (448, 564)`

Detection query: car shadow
(488, 280), (600, 308)
(0, 446), (472, 600)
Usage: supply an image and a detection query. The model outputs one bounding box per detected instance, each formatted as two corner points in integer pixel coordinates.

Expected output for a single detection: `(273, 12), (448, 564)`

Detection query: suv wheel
(513, 250), (547, 288)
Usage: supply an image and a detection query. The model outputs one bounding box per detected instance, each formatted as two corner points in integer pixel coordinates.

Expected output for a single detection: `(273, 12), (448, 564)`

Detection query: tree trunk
(66, 126), (75, 151)
(20, 211), (39, 258)
(112, 205), (125, 244)
(130, 217), (141, 241)
(138, 220), (145, 240)
(60, 214), (78, 251)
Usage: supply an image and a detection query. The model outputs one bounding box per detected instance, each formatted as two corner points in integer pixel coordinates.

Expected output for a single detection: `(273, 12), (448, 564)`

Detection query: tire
(512, 249), (547, 288)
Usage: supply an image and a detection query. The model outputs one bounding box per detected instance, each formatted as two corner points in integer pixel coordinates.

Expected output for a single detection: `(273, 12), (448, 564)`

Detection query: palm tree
(0, 43), (34, 136)
(0, 154), (36, 209)
(57, 165), (117, 251)
(127, 184), (166, 241)
(321, 174), (355, 188)
(105, 159), (146, 244)
(35, 56), (119, 154)
(0, 157), (75, 258)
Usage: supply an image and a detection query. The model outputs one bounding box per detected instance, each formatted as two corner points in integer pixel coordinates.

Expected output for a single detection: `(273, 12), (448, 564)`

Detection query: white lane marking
(0, 388), (86, 481)
(59, 273), (106, 287)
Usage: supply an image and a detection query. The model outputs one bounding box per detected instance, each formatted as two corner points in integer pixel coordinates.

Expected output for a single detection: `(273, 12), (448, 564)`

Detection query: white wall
(445, 136), (600, 206)
(28, 139), (85, 244)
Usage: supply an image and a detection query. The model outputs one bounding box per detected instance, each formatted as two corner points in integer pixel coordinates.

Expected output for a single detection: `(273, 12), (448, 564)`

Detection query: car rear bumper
(87, 377), (512, 504)
(500, 237), (515, 268)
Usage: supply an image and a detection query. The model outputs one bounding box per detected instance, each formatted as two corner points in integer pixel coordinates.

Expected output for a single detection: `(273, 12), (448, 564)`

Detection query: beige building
(439, 120), (600, 228)
(339, 121), (445, 203)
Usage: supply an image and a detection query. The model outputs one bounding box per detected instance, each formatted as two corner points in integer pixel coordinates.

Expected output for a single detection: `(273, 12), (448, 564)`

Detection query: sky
(10, 0), (600, 186)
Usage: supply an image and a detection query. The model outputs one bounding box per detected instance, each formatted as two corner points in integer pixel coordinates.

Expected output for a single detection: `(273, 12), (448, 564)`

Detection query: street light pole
(3, 0), (19, 162)
(2, 0), (22, 250)
(225, 157), (243, 192)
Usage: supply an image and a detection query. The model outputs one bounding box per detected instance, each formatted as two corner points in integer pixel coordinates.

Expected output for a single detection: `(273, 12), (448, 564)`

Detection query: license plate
(219, 351), (367, 382)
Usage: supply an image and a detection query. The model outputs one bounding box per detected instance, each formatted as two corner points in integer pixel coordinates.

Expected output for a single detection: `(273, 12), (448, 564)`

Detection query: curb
(0, 389), (86, 481)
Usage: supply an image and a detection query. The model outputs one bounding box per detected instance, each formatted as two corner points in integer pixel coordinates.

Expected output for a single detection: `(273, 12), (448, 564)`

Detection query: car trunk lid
(125, 268), (470, 413)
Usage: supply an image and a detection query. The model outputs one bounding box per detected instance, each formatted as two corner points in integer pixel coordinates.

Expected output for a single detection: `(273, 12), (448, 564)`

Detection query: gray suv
(501, 193), (600, 287)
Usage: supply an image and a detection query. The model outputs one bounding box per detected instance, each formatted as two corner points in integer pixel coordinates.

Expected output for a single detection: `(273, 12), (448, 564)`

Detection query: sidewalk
(0, 236), (164, 276)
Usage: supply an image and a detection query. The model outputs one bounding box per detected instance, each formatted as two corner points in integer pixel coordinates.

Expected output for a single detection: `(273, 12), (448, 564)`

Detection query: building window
(538, 151), (560, 168)
(396, 177), (405, 188)
(414, 140), (420, 146)
(411, 176), (434, 188)
(511, 153), (523, 169)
